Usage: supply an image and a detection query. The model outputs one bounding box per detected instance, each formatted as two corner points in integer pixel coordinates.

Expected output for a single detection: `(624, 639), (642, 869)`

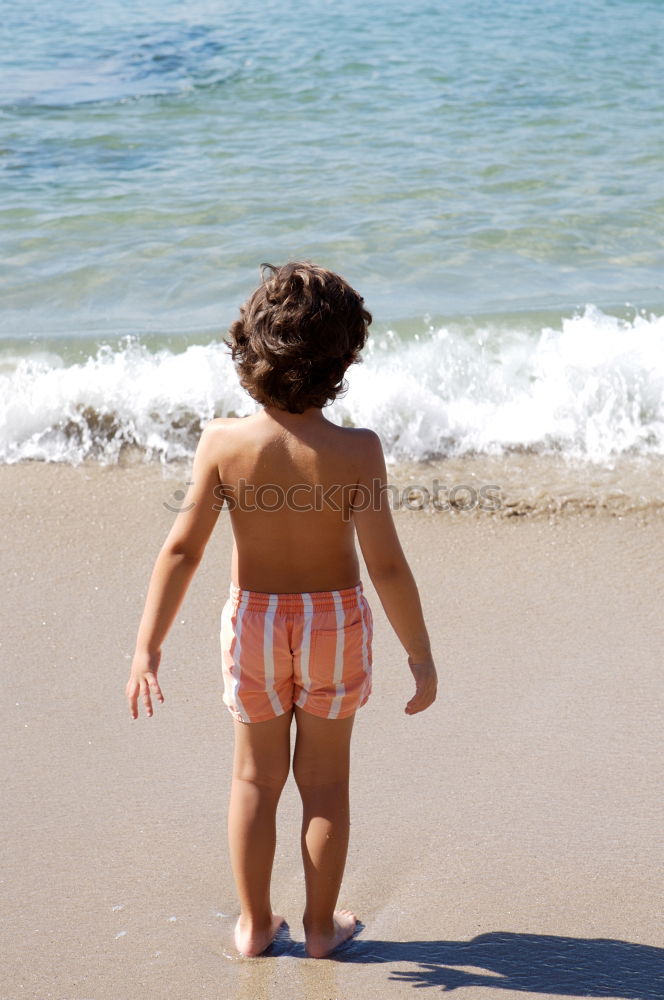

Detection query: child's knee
(293, 757), (349, 792)
(233, 740), (290, 789)
(234, 757), (290, 791)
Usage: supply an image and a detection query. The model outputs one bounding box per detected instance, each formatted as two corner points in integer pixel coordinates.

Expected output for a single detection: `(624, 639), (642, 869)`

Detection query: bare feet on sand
(304, 909), (358, 958)
(234, 913), (285, 957)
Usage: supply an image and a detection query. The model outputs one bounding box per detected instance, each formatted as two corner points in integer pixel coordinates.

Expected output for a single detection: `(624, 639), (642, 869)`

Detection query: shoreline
(3, 451), (664, 522)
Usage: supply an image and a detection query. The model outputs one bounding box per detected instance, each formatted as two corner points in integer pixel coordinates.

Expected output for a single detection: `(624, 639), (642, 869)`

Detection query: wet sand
(3, 461), (664, 999)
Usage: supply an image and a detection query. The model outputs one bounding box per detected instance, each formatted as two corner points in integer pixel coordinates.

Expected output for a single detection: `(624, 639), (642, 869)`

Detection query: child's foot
(234, 913), (285, 957)
(304, 909), (358, 958)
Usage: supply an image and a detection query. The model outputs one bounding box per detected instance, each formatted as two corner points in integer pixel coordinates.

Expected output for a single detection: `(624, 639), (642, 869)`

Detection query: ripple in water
(3, 23), (237, 108)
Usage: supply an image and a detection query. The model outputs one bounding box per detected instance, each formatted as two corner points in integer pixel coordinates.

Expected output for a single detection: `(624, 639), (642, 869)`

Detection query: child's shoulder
(198, 415), (384, 466)
(323, 423), (385, 474)
(192, 416), (248, 460)
(204, 415), (381, 443)
(205, 416), (242, 431)
(201, 415), (255, 439)
(328, 423), (381, 450)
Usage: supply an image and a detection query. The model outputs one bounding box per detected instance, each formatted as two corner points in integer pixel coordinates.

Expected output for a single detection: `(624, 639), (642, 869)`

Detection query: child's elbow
(163, 536), (204, 564)
(366, 556), (407, 584)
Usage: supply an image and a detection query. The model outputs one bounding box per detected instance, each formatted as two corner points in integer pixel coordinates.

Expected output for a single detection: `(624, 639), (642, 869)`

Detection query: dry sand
(3, 461), (664, 1000)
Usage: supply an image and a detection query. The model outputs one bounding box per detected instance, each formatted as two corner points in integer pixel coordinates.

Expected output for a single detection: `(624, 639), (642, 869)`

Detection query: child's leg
(292, 705), (358, 958)
(228, 710), (293, 956)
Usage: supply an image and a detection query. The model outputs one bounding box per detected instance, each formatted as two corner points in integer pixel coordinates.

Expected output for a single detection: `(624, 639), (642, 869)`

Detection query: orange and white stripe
(220, 583), (373, 724)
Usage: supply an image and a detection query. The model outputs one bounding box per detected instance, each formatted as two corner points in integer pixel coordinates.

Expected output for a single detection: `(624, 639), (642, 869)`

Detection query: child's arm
(125, 424), (223, 719)
(352, 431), (437, 715)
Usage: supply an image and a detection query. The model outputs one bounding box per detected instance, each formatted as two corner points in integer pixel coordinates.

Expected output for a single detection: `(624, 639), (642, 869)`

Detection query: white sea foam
(1, 339), (254, 464)
(2, 307), (664, 466)
(334, 306), (664, 465)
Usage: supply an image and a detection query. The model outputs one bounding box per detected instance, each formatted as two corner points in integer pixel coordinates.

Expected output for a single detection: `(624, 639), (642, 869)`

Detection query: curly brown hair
(226, 261), (372, 413)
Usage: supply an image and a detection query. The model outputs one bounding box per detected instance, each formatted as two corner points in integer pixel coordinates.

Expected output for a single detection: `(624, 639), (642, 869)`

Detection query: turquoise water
(2, 0), (664, 463)
(3, 0), (664, 336)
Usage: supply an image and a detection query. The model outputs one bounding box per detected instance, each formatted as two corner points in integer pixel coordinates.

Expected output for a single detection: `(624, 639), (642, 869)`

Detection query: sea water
(2, 0), (663, 465)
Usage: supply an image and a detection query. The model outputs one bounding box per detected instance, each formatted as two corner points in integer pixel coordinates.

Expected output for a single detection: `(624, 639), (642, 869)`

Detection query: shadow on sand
(323, 931), (664, 997)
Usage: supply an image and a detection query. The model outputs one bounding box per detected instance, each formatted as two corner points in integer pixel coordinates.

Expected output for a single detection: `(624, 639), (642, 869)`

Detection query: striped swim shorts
(220, 582), (373, 724)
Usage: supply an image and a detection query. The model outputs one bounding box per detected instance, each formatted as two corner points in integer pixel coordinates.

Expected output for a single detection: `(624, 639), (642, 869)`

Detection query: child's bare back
(207, 408), (377, 593)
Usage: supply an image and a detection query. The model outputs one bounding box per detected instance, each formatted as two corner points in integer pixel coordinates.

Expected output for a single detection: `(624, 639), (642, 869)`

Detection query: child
(125, 262), (438, 959)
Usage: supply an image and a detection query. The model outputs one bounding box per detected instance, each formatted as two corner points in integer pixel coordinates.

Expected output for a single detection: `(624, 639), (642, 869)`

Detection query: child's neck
(262, 406), (327, 427)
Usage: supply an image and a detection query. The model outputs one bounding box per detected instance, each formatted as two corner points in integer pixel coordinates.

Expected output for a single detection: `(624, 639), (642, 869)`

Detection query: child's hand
(405, 654), (437, 715)
(125, 649), (164, 720)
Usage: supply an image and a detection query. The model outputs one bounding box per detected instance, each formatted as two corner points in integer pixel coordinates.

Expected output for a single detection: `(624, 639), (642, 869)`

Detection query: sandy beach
(3, 459), (664, 1000)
